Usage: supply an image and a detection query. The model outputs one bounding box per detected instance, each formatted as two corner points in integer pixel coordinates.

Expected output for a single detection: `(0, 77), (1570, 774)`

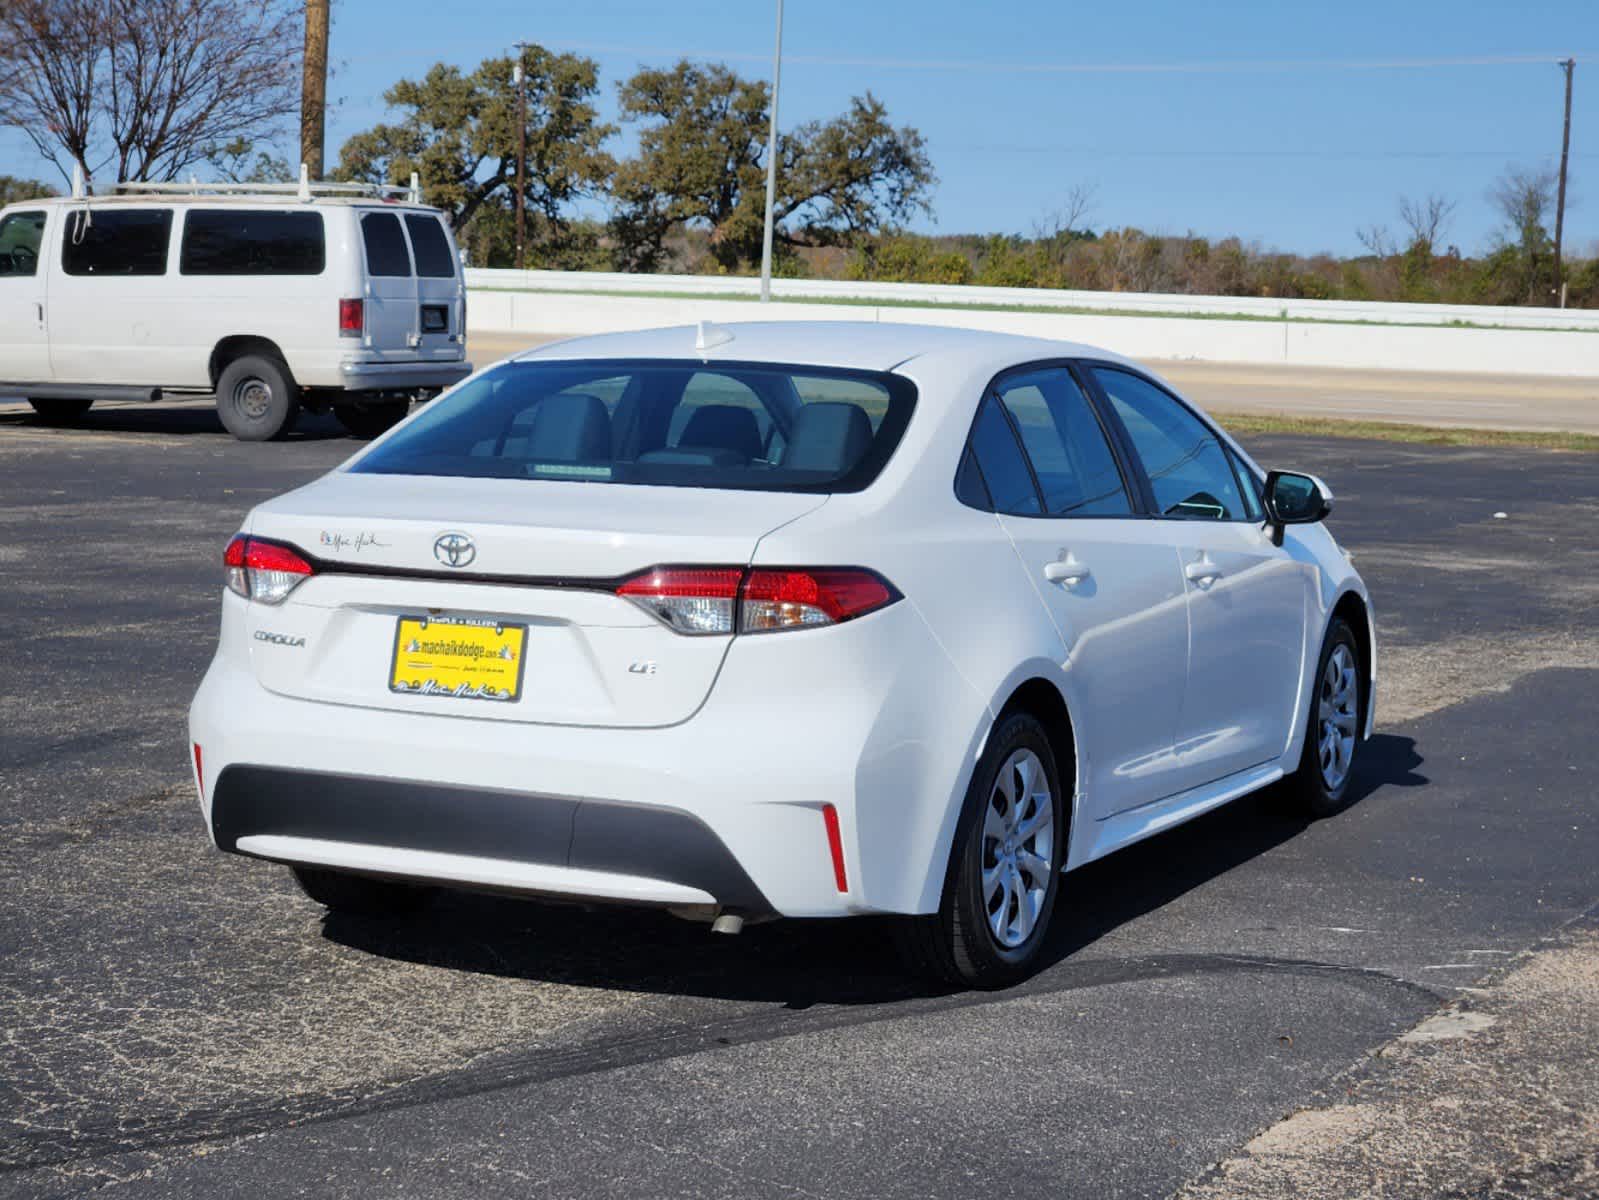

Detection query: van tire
(216, 354), (299, 441)
(333, 400), (409, 438)
(28, 398), (93, 423)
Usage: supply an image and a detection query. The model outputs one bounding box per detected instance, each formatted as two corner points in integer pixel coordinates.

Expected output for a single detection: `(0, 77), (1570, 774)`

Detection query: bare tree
(1397, 193), (1456, 254)
(1355, 224), (1394, 259)
(1490, 166), (1558, 301)
(1034, 182), (1098, 242)
(0, 0), (301, 186)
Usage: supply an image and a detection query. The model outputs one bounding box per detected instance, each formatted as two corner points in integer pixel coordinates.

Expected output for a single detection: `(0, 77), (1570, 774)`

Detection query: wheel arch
(209, 336), (294, 389)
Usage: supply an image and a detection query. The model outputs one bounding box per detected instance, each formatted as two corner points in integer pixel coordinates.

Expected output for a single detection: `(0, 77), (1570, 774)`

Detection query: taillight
(616, 567), (744, 635)
(742, 568), (897, 633)
(614, 566), (898, 635)
(223, 535), (315, 604)
(339, 298), (364, 337)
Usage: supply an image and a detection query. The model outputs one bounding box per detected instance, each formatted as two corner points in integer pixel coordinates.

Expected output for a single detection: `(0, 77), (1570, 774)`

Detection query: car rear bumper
(330, 360), (473, 392)
(188, 599), (987, 919)
(210, 763), (772, 914)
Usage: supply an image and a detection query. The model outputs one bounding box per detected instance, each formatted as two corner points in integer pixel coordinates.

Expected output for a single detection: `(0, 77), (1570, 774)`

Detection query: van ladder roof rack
(107, 164), (423, 204)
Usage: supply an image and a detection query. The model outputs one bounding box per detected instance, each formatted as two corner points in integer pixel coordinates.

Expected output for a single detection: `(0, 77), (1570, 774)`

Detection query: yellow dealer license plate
(389, 615), (527, 703)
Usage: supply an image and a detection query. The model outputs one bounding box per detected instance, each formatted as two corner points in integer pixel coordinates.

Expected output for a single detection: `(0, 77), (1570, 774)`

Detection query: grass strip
(1211, 410), (1599, 451)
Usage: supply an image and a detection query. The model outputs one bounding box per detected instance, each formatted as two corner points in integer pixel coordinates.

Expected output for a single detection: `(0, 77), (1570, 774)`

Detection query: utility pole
(300, 0), (330, 179)
(1553, 58), (1575, 308)
(513, 43), (529, 270)
(759, 0), (784, 302)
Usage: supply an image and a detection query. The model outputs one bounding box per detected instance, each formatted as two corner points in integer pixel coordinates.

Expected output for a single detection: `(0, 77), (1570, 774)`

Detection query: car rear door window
(180, 210), (325, 275)
(964, 393), (1041, 516)
(62, 209), (173, 276)
(994, 368), (1130, 517)
(361, 212), (412, 277)
(403, 214), (456, 278)
(1091, 367), (1248, 520)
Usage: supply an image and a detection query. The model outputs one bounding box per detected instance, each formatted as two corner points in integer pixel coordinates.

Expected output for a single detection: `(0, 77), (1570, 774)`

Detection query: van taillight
(339, 298), (364, 337)
(615, 566), (899, 635)
(224, 535), (315, 604)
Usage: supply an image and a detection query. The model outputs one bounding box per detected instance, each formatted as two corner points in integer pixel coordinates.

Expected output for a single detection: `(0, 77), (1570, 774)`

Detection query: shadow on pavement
(320, 734), (1428, 1006)
(0, 403), (351, 441)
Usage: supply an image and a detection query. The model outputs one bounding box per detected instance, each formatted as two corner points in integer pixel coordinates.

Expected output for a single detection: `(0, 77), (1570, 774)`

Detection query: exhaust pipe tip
(711, 913), (744, 936)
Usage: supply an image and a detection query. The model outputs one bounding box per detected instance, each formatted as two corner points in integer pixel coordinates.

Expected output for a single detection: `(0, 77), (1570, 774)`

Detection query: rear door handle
(1044, 553), (1091, 586)
(1184, 554), (1223, 584)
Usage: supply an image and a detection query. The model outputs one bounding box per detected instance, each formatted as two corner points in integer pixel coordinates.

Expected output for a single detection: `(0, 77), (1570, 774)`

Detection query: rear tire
(1282, 617), (1363, 818)
(291, 865), (436, 918)
(895, 712), (1068, 988)
(333, 399), (409, 438)
(216, 354), (299, 441)
(28, 398), (93, 423)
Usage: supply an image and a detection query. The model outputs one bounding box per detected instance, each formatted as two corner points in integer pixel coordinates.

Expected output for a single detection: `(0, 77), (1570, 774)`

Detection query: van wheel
(28, 398), (93, 423)
(894, 712), (1067, 989)
(291, 865), (435, 918)
(333, 400), (409, 438)
(216, 355), (299, 441)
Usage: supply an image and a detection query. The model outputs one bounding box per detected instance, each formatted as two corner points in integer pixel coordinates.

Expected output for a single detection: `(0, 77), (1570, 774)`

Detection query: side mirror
(1263, 470), (1333, 545)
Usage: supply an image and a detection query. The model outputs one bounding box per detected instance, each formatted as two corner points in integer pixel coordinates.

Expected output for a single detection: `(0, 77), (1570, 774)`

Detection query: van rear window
(62, 210), (172, 276)
(180, 210), (325, 275)
(352, 359), (917, 494)
(404, 214), (456, 277)
(361, 212), (412, 276)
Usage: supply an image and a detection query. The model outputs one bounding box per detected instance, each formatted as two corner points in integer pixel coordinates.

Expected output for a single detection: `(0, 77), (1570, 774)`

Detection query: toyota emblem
(433, 532), (476, 568)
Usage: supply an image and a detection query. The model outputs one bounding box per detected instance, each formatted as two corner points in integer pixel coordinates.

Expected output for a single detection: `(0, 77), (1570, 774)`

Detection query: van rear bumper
(331, 360), (473, 392)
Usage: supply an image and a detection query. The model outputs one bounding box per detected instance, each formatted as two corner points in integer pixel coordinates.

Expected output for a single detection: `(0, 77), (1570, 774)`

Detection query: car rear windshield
(351, 359), (917, 493)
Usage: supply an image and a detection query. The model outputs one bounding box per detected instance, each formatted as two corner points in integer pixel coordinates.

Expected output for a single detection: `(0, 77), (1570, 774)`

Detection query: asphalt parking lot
(2, 402), (1596, 1198)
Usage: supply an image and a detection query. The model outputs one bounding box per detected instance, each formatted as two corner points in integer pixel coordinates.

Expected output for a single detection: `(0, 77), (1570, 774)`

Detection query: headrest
(782, 403), (873, 474)
(527, 393), (610, 462)
(678, 404), (764, 461)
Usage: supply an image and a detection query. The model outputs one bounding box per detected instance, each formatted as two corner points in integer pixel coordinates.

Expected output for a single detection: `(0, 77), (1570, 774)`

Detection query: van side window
(181, 210), (325, 275)
(0, 211), (45, 277)
(361, 212), (412, 277)
(403, 215), (456, 278)
(62, 209), (173, 276)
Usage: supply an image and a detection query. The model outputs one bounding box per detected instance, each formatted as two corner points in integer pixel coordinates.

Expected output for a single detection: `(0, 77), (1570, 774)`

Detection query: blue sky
(3, 0), (1594, 256)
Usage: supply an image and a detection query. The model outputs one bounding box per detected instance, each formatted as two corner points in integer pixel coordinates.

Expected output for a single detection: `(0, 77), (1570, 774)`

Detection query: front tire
(1283, 617), (1363, 818)
(896, 712), (1068, 988)
(291, 865), (435, 918)
(216, 354), (299, 441)
(28, 398), (93, 423)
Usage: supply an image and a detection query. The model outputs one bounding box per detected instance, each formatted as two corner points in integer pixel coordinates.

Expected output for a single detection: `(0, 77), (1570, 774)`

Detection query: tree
(0, 0), (301, 185)
(336, 47), (615, 267)
(610, 60), (935, 272)
(1489, 166), (1558, 303)
(0, 176), (56, 205)
(1398, 193), (1456, 256)
(206, 138), (293, 184)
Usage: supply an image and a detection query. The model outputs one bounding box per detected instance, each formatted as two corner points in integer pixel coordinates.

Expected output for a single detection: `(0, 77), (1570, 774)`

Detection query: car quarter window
(360, 212), (412, 276)
(0, 211), (46, 277)
(62, 209), (173, 276)
(1090, 367), (1249, 521)
(993, 368), (1131, 517)
(964, 394), (1041, 516)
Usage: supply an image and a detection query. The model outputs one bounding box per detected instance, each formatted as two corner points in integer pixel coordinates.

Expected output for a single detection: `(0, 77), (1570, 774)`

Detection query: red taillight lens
(339, 298), (364, 337)
(615, 566), (898, 635)
(223, 535), (315, 604)
(616, 567), (744, 635)
(742, 568), (897, 633)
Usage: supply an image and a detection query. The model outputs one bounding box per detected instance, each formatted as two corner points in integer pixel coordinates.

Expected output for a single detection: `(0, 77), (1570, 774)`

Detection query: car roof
(514, 321), (1141, 375)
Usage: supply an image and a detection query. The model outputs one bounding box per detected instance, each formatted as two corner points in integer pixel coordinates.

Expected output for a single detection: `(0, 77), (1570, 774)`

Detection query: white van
(0, 179), (472, 440)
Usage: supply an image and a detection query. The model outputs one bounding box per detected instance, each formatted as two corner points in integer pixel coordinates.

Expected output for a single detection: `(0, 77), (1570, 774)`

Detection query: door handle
(1184, 554), (1223, 585)
(35, 301), (44, 324)
(1044, 553), (1091, 586)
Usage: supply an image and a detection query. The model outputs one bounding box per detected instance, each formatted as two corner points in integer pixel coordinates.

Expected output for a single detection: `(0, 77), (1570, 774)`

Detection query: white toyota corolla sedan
(189, 321), (1374, 986)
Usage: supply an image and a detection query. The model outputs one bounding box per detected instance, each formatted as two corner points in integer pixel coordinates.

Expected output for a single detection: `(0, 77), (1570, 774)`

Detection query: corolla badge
(433, 532), (476, 568)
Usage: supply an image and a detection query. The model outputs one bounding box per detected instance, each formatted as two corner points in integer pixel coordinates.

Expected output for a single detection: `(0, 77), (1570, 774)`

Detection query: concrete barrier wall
(466, 268), (1599, 332)
(465, 285), (1599, 378)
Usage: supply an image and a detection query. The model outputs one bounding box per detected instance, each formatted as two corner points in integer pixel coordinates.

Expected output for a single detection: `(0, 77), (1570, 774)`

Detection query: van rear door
(403, 213), (465, 365)
(356, 209), (417, 361)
